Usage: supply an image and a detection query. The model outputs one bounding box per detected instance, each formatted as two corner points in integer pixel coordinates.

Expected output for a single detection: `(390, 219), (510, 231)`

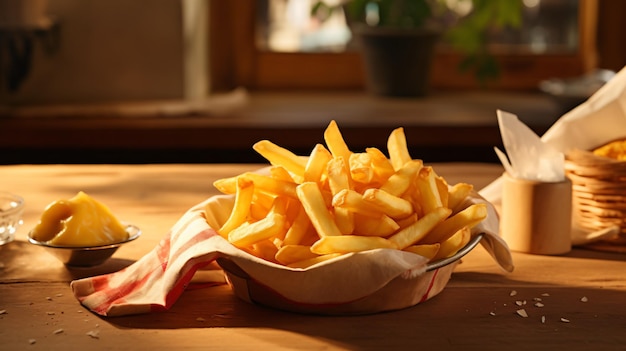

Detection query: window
(209, 0), (599, 92)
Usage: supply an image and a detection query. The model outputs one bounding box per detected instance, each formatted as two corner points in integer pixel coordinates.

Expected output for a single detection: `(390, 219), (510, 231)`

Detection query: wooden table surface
(1, 163), (625, 351)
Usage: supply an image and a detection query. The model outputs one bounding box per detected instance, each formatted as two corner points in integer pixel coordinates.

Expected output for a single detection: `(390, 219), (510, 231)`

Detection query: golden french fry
(332, 189), (381, 217)
(304, 144), (332, 183)
(352, 213), (400, 237)
(324, 120), (352, 162)
(270, 165), (295, 183)
(396, 212), (418, 230)
(327, 157), (351, 192)
(387, 127), (412, 171)
(242, 172), (298, 199)
(213, 175), (238, 195)
(431, 226), (471, 260)
(275, 244), (318, 265)
(349, 152), (374, 184)
(388, 207), (451, 250)
(403, 191), (424, 218)
(366, 147), (396, 183)
(228, 212), (286, 248)
(217, 177), (254, 238)
(362, 188), (413, 219)
(435, 174), (449, 209)
(380, 159), (423, 197)
(282, 205), (312, 246)
(326, 157), (355, 234)
(253, 140), (306, 181)
(333, 208), (355, 235)
(268, 196), (290, 240)
(252, 239), (280, 263)
(311, 235), (397, 255)
(420, 203), (487, 244)
(251, 189), (275, 211)
(287, 253), (342, 269)
(414, 166), (443, 214)
(297, 182), (343, 237)
(448, 183), (474, 213)
(403, 243), (440, 260)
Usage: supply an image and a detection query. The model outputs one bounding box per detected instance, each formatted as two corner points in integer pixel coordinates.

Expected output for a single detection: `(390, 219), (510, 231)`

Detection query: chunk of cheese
(31, 191), (129, 247)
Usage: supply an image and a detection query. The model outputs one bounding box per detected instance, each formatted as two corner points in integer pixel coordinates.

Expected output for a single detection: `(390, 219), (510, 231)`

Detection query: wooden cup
(500, 172), (572, 255)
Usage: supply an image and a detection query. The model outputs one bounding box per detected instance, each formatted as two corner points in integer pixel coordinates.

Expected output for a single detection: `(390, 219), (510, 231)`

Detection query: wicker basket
(565, 149), (626, 246)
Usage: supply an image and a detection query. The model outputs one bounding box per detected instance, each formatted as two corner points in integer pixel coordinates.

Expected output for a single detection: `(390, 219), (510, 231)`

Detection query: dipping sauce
(30, 191), (129, 247)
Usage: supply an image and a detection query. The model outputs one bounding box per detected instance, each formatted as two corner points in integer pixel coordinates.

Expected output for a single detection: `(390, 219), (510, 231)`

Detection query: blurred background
(0, 0), (624, 164)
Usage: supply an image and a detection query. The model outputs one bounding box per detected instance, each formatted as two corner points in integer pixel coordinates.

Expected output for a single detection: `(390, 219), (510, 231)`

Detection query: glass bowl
(28, 224), (141, 267)
(0, 192), (24, 245)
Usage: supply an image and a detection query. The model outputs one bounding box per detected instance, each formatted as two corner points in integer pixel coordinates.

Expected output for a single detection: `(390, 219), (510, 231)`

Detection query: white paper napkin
(495, 110), (565, 182)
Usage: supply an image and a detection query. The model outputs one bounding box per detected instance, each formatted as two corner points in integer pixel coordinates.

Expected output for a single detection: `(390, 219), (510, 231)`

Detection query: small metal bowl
(28, 224), (141, 267)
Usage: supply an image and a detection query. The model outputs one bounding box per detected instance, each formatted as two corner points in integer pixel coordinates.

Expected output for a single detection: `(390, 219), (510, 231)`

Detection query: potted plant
(312, 0), (523, 97)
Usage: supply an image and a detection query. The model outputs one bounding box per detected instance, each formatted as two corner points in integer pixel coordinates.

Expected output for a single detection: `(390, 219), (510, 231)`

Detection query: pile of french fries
(210, 121), (487, 269)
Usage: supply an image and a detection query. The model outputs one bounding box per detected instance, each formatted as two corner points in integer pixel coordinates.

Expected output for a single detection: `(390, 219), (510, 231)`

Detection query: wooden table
(1, 163), (625, 350)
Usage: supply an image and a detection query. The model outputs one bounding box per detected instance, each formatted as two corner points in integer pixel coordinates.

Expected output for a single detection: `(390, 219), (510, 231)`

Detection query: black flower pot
(352, 25), (440, 97)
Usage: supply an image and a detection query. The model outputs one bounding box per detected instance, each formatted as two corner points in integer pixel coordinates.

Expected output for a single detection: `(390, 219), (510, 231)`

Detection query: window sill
(0, 89), (564, 164)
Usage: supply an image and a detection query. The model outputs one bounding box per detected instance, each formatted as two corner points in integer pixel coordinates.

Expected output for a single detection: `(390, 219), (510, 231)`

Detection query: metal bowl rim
(27, 223), (141, 250)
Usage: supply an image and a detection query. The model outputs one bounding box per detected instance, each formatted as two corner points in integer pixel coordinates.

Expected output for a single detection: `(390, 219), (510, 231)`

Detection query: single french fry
(362, 188), (413, 219)
(253, 140), (306, 181)
(403, 243), (440, 260)
(275, 244), (318, 265)
(248, 202), (269, 222)
(270, 165), (295, 183)
(326, 157), (355, 234)
(387, 127), (412, 171)
(396, 212), (418, 230)
(251, 189), (276, 212)
(297, 182), (343, 237)
(403, 190), (424, 218)
(448, 183), (474, 213)
(228, 212), (287, 248)
(420, 203), (487, 244)
(366, 147), (396, 183)
(380, 159), (423, 197)
(242, 172), (298, 199)
(431, 226), (471, 260)
(333, 207), (355, 235)
(282, 205), (312, 246)
(252, 239), (280, 263)
(327, 157), (351, 193)
(304, 143), (332, 183)
(267, 196), (290, 240)
(324, 120), (352, 162)
(311, 235), (397, 255)
(388, 207), (451, 250)
(435, 174), (449, 209)
(332, 189), (382, 217)
(287, 253), (342, 269)
(415, 166), (443, 214)
(349, 152), (374, 184)
(213, 175), (238, 195)
(352, 213), (400, 237)
(218, 177), (254, 238)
